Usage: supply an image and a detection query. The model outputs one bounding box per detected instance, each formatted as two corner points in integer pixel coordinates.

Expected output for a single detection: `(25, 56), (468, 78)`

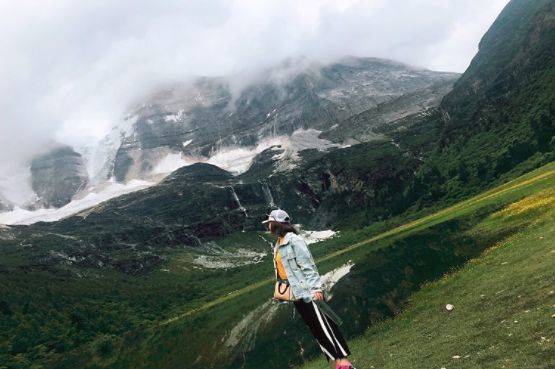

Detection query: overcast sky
(0, 0), (509, 203)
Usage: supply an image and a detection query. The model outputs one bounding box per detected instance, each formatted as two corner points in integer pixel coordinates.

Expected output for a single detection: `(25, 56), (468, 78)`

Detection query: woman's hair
(271, 221), (299, 237)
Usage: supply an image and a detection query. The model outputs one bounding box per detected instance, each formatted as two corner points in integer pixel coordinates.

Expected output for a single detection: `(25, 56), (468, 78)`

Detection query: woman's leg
(319, 307), (351, 359)
(319, 308), (354, 367)
(293, 300), (351, 363)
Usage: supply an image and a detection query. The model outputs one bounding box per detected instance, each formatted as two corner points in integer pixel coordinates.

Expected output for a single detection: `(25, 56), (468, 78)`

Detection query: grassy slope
(298, 167), (555, 368)
(163, 162), (555, 323)
(4, 162), (551, 369)
(110, 162), (554, 369)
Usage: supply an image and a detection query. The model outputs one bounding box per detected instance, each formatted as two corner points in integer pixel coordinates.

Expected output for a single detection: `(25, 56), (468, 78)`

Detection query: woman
(262, 209), (356, 369)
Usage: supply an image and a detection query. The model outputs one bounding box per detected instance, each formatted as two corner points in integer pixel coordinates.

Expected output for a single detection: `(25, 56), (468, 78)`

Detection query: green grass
(161, 162), (555, 325)
(114, 162), (554, 369)
(297, 171), (555, 368)
(2, 163), (553, 369)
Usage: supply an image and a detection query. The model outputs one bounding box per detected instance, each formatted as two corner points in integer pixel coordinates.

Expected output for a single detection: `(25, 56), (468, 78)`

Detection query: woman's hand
(313, 291), (324, 301)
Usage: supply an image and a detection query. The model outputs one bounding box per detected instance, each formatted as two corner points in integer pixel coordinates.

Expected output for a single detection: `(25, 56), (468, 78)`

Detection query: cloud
(0, 0), (509, 203)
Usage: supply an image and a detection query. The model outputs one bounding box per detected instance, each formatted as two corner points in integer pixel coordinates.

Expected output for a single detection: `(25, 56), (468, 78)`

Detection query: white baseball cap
(261, 209), (291, 224)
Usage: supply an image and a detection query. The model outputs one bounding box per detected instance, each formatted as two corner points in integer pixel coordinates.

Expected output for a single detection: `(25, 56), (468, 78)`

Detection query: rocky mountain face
(30, 146), (89, 208)
(414, 0), (555, 201)
(321, 79), (454, 143)
(5, 139), (417, 275)
(106, 57), (458, 182)
(440, 0), (554, 145)
(1, 57), (456, 212)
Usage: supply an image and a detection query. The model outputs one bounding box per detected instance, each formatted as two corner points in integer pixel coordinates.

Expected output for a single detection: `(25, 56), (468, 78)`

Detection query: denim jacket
(273, 232), (324, 302)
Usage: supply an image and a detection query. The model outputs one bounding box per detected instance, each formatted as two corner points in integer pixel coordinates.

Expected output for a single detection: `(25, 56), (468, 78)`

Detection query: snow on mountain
(153, 128), (342, 176)
(301, 229), (338, 244)
(0, 128), (338, 225)
(108, 57), (457, 182)
(151, 152), (200, 175)
(0, 56), (459, 225)
(0, 179), (154, 225)
(321, 260), (355, 294)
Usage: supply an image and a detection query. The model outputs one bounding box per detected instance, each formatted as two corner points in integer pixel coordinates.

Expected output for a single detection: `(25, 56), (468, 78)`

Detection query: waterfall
(260, 182), (275, 208)
(227, 186), (247, 217)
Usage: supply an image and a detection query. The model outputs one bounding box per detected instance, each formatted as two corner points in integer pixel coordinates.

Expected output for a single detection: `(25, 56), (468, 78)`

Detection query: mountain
(30, 145), (89, 208)
(103, 57), (458, 182)
(429, 0), (555, 192)
(0, 57), (457, 218)
(1, 140), (417, 275)
(0, 0), (553, 368)
(367, 0), (555, 211)
(0, 57), (458, 224)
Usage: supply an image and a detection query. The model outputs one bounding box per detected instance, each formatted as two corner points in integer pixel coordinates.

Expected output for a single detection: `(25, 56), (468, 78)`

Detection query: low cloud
(0, 0), (508, 203)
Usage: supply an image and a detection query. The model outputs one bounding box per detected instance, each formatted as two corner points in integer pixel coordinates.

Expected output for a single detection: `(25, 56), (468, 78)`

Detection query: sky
(0, 0), (509, 204)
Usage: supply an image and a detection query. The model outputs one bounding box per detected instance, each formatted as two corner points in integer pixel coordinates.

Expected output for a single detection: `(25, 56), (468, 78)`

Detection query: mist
(0, 0), (509, 204)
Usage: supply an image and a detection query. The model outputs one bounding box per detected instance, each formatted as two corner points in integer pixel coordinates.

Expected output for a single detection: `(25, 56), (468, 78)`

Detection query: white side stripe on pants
(321, 307), (349, 357)
(311, 301), (348, 357)
(318, 343), (335, 360)
(311, 301), (336, 348)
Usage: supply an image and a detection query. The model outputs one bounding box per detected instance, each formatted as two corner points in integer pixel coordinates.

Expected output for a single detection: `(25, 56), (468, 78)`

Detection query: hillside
(298, 167), (555, 369)
(103, 161), (555, 369)
(415, 0), (555, 202)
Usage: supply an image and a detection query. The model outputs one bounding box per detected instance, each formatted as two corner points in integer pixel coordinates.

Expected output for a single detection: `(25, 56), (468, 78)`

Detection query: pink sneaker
(336, 361), (355, 369)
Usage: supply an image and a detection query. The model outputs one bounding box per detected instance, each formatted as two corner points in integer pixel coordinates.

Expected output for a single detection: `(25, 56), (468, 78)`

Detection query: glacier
(0, 179), (154, 225)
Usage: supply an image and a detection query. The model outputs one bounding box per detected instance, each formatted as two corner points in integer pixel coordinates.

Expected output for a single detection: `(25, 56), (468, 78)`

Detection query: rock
(162, 162), (233, 183)
(30, 145), (89, 208)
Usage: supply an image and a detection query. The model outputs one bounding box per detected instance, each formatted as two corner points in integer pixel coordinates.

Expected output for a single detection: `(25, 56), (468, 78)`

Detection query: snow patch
(272, 128), (344, 172)
(192, 247), (266, 269)
(151, 152), (199, 174)
(321, 261), (354, 292)
(207, 128), (342, 175)
(301, 229), (338, 245)
(86, 115), (137, 183)
(0, 179), (154, 225)
(287, 128), (341, 152)
(207, 147), (263, 174)
(164, 109), (185, 122)
(207, 135), (286, 174)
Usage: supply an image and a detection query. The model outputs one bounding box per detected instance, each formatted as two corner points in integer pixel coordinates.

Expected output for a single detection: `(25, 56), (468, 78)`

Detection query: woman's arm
(291, 235), (323, 293)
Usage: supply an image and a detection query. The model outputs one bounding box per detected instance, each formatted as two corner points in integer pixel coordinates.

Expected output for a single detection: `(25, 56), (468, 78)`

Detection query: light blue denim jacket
(273, 232), (324, 302)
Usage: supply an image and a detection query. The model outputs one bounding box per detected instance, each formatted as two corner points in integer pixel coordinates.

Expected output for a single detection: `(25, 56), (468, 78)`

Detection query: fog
(0, 0), (509, 204)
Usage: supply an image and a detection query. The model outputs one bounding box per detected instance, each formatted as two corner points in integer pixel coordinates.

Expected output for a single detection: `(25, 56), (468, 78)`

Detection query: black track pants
(293, 299), (351, 361)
